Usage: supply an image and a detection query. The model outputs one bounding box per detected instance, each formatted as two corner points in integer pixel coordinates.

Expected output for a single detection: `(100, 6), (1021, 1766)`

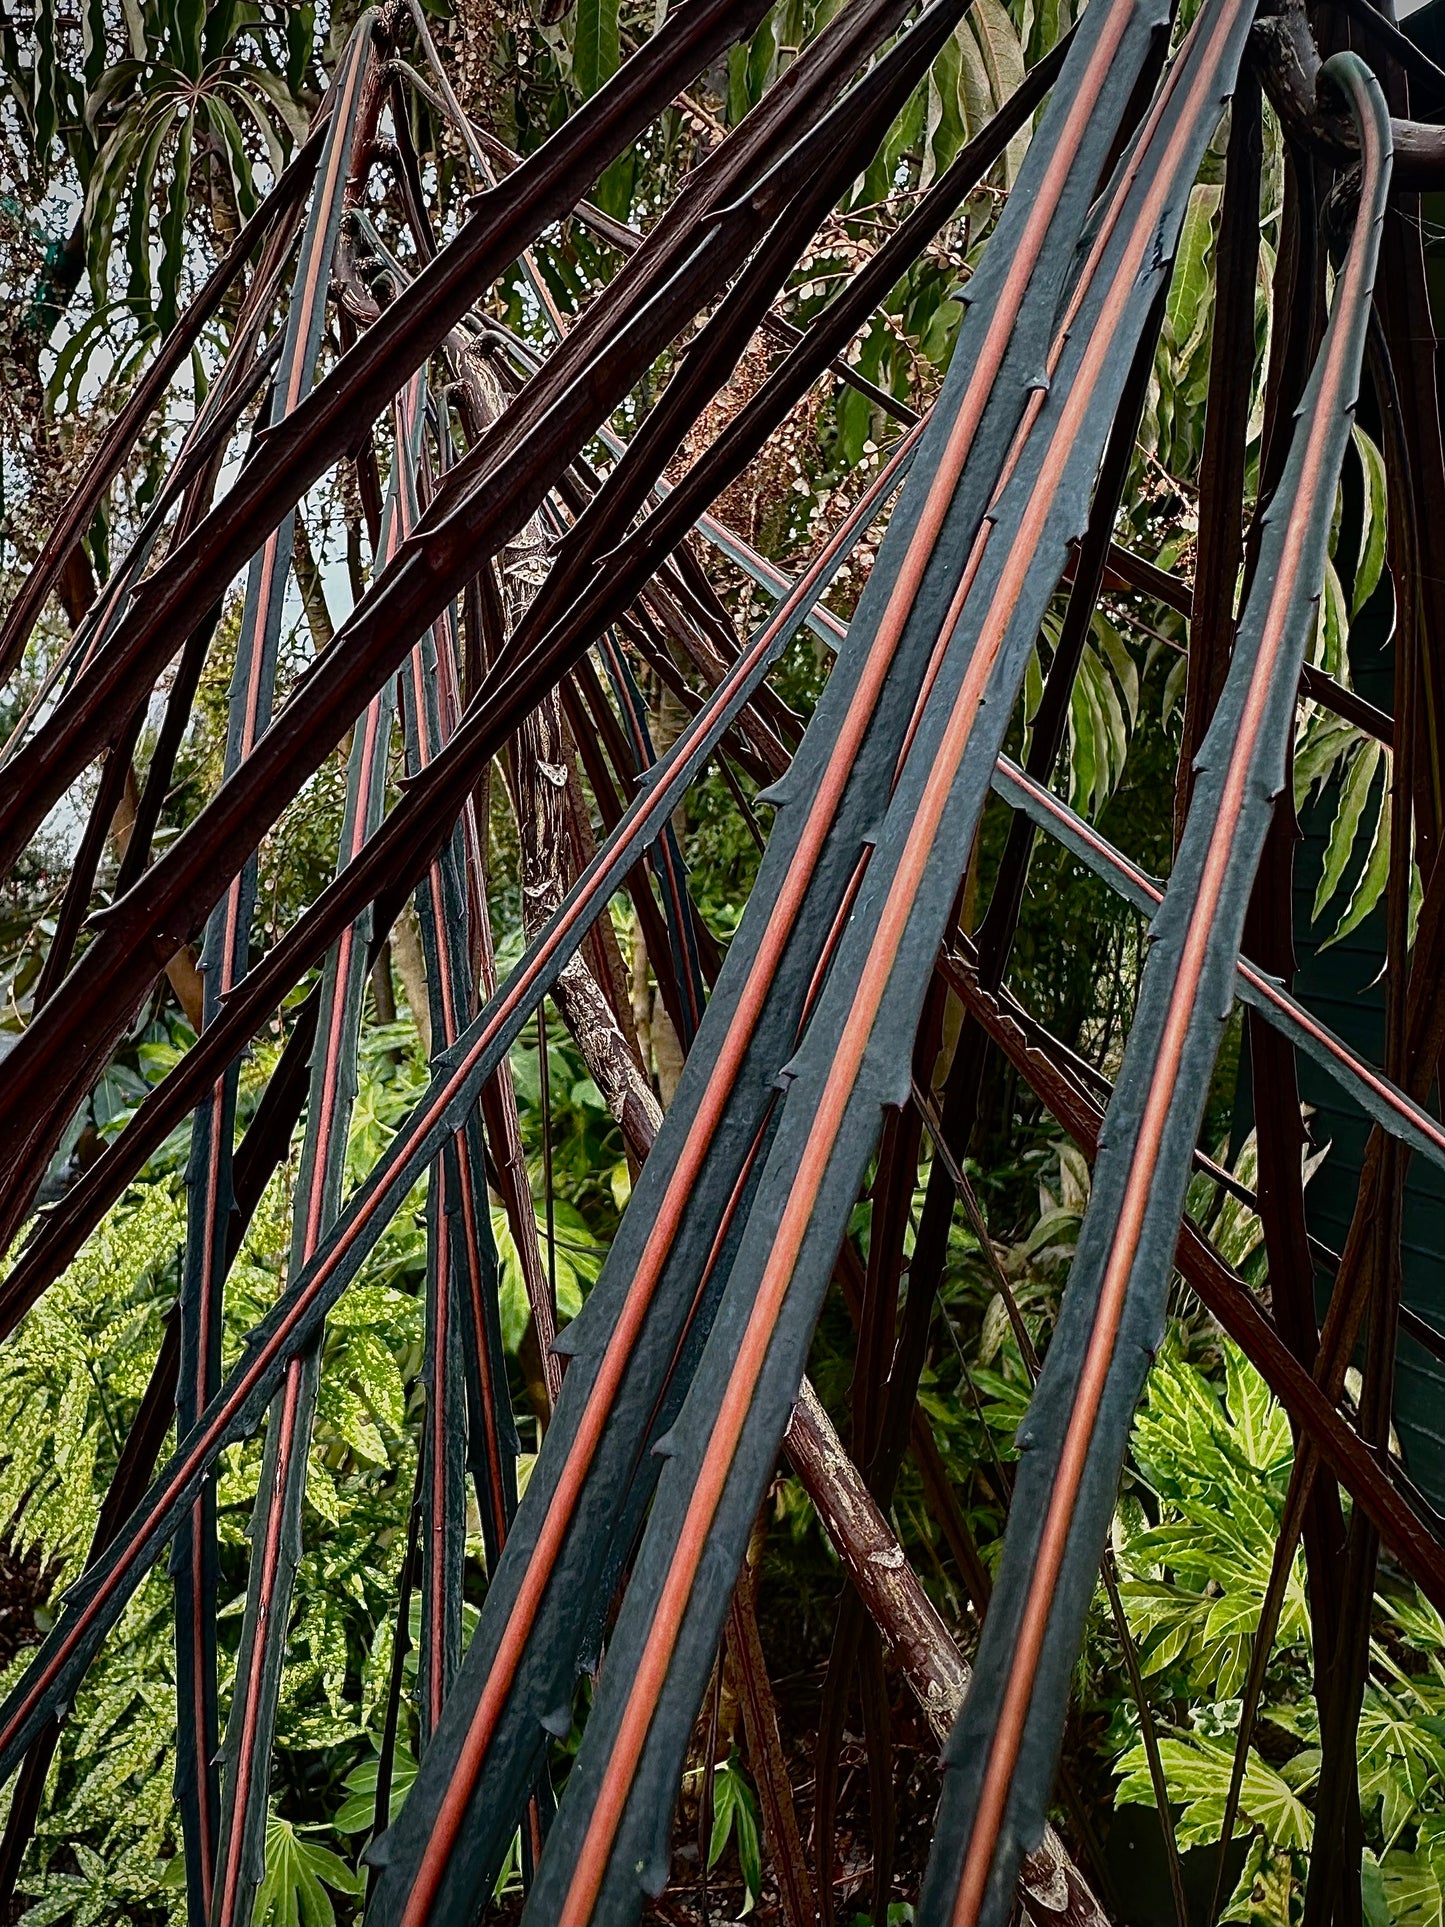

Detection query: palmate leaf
(1116, 1731), (1316, 1852)
(252, 1817), (362, 1927)
(1368, 1815), (1445, 1926)
(1357, 1689), (1445, 1848)
(921, 50), (1391, 1927)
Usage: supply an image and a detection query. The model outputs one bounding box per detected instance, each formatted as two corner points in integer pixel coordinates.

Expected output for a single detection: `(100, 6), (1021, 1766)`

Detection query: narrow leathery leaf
(941, 951), (1445, 1614)
(1327, 781), (1391, 947)
(1312, 737), (1381, 924)
(393, 392), (518, 1566)
(0, 416), (909, 1824)
(0, 3), (1045, 1237)
(19, 321), (279, 994)
(1165, 182), (1220, 349)
(1172, 66), (1258, 848)
(0, 437), (909, 1364)
(374, 12), (1166, 1911)
(1352, 423), (1388, 617)
(172, 35), (375, 1911)
(989, 756), (1445, 1178)
(210, 677), (395, 1927)
(0, 121), (323, 685)
(30, 0), (57, 156)
(967, 0), (1028, 179)
(157, 112), (194, 335)
(599, 631), (707, 1046)
(921, 55), (1390, 1927)
(0, 0), (773, 896)
(524, 4), (1252, 1915)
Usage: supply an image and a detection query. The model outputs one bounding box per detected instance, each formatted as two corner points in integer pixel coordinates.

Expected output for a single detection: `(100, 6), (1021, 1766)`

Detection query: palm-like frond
(3, 0), (1445, 1920)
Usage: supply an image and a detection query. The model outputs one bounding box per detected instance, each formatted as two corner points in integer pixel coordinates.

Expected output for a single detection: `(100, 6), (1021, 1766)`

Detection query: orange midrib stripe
(217, 1359), (304, 1917)
(405, 34), (1132, 1910)
(559, 12), (1153, 1911)
(951, 57), (1379, 1927)
(1008, 764), (1445, 1157)
(0, 409), (909, 1808)
(400, 563), (512, 1517)
(283, 39), (368, 417)
(218, 685), (386, 1907)
(429, 1188), (452, 1734)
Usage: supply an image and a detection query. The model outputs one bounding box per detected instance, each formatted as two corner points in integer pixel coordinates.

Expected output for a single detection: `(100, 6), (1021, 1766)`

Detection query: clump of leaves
(1113, 1344), (1445, 1925)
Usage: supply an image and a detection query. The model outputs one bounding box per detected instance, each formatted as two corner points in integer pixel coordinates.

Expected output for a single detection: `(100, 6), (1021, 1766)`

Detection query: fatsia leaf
(254, 1817), (362, 1927)
(334, 1745), (420, 1833)
(1115, 1733), (1314, 1852)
